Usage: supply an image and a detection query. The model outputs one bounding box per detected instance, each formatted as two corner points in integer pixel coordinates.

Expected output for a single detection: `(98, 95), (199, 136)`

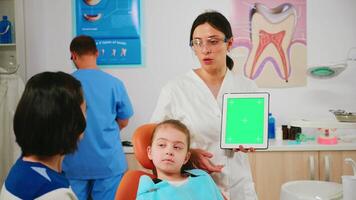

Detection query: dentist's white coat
(151, 69), (258, 200)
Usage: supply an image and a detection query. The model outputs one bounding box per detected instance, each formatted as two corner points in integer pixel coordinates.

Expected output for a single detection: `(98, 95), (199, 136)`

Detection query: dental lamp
(307, 47), (356, 79)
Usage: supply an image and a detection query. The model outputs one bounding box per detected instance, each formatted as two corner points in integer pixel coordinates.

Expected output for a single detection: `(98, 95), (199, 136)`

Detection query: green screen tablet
(220, 93), (269, 149)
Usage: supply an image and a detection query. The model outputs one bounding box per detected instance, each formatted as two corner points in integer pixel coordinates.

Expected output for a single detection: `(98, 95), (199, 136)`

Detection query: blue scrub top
(63, 69), (133, 179)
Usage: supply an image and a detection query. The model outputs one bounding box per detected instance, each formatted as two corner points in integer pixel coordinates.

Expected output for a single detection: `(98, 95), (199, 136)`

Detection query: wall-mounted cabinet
(0, 0), (25, 79)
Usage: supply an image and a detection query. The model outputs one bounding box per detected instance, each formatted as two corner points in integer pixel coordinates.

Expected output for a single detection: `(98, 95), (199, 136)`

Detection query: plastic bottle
(6, 55), (17, 72)
(0, 16), (12, 44)
(268, 113), (276, 139)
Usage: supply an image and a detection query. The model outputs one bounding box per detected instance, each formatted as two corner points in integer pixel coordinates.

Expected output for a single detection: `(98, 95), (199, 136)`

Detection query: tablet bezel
(220, 92), (269, 150)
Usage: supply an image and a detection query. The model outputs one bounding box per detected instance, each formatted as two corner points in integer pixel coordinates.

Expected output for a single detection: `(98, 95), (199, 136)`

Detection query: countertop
(123, 139), (356, 154)
(263, 139), (356, 151)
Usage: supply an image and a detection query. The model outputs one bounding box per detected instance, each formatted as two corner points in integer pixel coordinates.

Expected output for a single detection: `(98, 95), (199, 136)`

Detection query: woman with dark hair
(151, 11), (258, 200)
(0, 71), (86, 200)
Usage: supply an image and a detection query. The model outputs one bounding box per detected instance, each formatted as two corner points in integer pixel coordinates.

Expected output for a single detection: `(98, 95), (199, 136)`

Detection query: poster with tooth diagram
(74, 0), (141, 66)
(231, 0), (306, 88)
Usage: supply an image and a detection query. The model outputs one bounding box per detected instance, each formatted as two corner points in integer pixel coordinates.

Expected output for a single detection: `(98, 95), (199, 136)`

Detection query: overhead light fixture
(307, 47), (356, 79)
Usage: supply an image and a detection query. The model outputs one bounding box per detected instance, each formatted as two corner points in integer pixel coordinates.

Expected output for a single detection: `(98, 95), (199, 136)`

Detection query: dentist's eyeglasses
(190, 37), (228, 52)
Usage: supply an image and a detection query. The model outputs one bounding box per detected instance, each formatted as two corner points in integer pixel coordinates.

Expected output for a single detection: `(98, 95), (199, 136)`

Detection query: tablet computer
(220, 92), (269, 149)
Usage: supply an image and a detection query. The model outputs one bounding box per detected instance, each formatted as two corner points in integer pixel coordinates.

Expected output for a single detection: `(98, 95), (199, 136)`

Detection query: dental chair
(115, 123), (157, 200)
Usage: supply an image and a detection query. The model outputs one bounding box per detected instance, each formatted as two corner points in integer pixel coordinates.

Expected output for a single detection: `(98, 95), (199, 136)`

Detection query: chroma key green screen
(225, 97), (265, 144)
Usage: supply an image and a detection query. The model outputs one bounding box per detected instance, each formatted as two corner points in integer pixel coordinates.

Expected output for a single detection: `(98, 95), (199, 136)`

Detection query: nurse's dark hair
(151, 119), (195, 173)
(14, 71), (86, 156)
(189, 11), (234, 70)
(70, 35), (97, 56)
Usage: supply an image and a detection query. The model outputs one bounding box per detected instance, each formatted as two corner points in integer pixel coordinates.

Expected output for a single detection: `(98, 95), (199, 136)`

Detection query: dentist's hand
(190, 148), (224, 173)
(233, 145), (255, 153)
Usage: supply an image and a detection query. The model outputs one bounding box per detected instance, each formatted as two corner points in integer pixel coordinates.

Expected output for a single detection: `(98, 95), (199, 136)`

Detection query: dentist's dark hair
(190, 11), (234, 70)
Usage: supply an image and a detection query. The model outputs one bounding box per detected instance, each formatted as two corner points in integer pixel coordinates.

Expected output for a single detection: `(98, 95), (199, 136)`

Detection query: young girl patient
(136, 119), (224, 200)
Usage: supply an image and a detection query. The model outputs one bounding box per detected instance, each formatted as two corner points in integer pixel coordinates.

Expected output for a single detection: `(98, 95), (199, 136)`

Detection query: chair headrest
(132, 123), (156, 170)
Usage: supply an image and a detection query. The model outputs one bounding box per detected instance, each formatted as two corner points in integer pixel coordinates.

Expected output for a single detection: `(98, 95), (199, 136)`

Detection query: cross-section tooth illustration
(245, 3), (296, 82)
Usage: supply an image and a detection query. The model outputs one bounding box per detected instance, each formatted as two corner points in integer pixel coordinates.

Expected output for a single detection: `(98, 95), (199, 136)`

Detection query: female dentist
(151, 11), (258, 200)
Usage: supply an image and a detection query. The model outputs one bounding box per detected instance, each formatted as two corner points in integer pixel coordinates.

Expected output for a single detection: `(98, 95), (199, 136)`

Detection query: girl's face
(192, 22), (232, 73)
(148, 125), (190, 177)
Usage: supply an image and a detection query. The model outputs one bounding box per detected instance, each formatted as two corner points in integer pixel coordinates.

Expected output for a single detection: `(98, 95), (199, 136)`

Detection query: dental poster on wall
(74, 0), (142, 66)
(231, 0), (306, 88)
